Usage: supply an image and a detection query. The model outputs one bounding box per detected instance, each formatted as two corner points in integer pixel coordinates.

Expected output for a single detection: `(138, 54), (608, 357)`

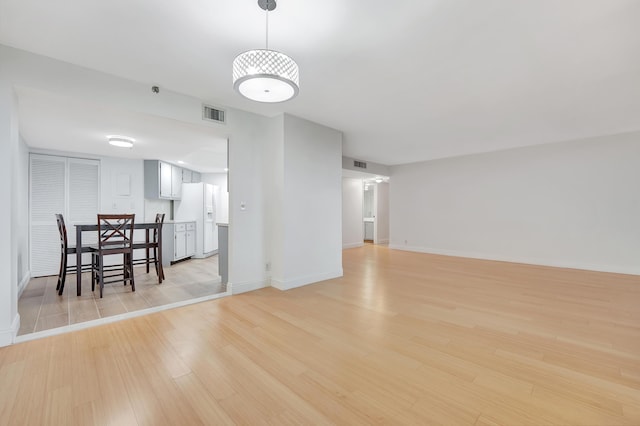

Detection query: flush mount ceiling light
(107, 135), (135, 148)
(232, 0), (299, 103)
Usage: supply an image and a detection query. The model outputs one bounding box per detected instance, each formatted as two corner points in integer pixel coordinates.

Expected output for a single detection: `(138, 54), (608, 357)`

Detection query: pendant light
(232, 0), (299, 103)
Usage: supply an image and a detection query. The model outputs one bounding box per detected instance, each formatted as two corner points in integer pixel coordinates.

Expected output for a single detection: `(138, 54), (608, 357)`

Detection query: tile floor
(18, 255), (225, 336)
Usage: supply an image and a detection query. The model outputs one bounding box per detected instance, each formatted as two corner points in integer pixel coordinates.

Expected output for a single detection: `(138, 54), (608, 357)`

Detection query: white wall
(0, 83), (20, 345)
(262, 115), (284, 286)
(342, 177), (364, 249)
(143, 199), (172, 222)
(100, 157), (145, 217)
(342, 156), (390, 176)
(374, 182), (389, 244)
(17, 136), (30, 295)
(0, 44), (275, 342)
(390, 131), (640, 275)
(270, 114), (343, 290)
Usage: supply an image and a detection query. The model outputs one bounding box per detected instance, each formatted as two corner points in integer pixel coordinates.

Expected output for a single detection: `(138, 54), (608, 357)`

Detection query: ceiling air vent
(354, 160), (367, 169)
(202, 104), (226, 124)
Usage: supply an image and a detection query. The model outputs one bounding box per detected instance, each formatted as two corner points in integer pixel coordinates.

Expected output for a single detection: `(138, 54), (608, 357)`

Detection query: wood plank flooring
(2, 245), (639, 424)
(18, 255), (224, 336)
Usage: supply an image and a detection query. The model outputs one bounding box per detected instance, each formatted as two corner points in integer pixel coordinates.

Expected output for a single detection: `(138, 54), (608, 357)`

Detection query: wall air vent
(354, 160), (367, 169)
(202, 104), (226, 124)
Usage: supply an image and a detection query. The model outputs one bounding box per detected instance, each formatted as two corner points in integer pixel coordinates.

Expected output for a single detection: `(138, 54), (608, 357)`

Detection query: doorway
(341, 170), (389, 249)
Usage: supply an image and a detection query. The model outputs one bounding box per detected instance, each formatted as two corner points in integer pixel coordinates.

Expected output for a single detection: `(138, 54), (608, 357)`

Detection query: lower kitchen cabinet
(162, 221), (196, 265)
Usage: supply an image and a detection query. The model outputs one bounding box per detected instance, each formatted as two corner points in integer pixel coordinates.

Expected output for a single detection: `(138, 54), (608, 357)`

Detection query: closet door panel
(29, 155), (100, 276)
(67, 159), (100, 249)
(30, 155), (66, 277)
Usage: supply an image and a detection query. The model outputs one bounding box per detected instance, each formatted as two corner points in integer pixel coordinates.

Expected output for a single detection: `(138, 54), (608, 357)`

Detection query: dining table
(74, 222), (164, 296)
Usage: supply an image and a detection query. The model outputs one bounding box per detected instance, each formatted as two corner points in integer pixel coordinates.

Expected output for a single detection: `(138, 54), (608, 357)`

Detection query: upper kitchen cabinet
(183, 169), (201, 183)
(182, 169), (192, 184)
(144, 160), (183, 200)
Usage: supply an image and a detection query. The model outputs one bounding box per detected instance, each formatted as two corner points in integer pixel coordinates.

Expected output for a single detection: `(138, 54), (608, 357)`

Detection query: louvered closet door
(67, 158), (100, 266)
(30, 155), (100, 277)
(30, 155), (66, 276)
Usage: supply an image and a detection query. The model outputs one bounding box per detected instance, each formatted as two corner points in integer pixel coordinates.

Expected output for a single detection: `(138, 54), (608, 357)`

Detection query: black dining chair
(55, 214), (95, 296)
(91, 214), (135, 298)
(132, 213), (165, 283)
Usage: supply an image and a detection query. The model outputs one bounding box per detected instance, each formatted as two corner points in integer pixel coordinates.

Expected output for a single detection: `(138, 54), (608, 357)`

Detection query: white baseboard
(194, 250), (218, 259)
(272, 269), (343, 291)
(230, 279), (268, 294)
(388, 244), (640, 276)
(375, 239), (389, 244)
(343, 242), (364, 249)
(15, 291), (229, 344)
(18, 270), (31, 298)
(0, 314), (20, 347)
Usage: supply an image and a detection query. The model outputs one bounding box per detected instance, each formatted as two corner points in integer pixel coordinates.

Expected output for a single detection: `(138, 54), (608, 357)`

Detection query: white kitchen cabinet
(171, 165), (182, 198)
(144, 160), (183, 200)
(159, 161), (172, 198)
(182, 169), (192, 183)
(175, 225), (187, 259)
(161, 221), (196, 265)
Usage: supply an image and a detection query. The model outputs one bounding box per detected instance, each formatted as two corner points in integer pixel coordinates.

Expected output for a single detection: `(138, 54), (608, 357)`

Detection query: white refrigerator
(174, 182), (219, 257)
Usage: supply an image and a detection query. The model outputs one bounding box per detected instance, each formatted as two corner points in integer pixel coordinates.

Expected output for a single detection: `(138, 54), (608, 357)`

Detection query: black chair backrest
(154, 213), (165, 242)
(97, 214), (135, 251)
(55, 213), (68, 252)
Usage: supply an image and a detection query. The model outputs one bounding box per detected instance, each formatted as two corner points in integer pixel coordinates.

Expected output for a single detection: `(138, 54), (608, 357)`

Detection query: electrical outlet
(265, 262), (271, 272)
(404, 239), (408, 245)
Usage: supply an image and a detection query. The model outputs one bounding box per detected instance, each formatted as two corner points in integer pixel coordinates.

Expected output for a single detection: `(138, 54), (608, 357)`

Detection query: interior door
(30, 155), (66, 276)
(67, 158), (100, 260)
(30, 154), (100, 276)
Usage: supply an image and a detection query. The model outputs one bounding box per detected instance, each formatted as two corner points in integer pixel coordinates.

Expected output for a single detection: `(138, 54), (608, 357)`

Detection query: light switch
(240, 201), (246, 211)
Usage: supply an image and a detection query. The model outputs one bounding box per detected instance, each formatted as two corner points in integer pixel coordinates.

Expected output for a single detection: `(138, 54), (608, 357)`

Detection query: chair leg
(60, 254), (68, 295)
(146, 246), (150, 274)
(99, 256), (104, 298)
(154, 246), (165, 282)
(91, 255), (96, 292)
(123, 254), (128, 286)
(56, 252), (64, 291)
(57, 252), (68, 295)
(153, 246), (161, 284)
(129, 252), (135, 292)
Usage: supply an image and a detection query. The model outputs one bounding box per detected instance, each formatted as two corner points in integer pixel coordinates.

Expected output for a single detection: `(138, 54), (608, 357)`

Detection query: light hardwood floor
(2, 245), (639, 425)
(18, 255), (225, 336)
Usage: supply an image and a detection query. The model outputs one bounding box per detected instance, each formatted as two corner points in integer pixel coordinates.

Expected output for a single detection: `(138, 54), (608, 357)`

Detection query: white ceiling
(2, 0), (640, 165)
(17, 87), (228, 173)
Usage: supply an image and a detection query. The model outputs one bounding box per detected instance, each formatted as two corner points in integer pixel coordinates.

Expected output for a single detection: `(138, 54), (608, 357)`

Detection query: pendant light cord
(265, 5), (269, 51)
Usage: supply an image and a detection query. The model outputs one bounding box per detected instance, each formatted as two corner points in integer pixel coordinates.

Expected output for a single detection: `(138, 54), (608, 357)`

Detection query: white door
(30, 155), (66, 276)
(67, 158), (100, 250)
(30, 154), (100, 276)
